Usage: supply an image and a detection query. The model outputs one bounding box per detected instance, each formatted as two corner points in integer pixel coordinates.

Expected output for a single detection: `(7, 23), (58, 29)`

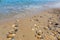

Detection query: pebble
(35, 34), (43, 39)
(37, 30), (42, 33)
(34, 24), (37, 27)
(43, 26), (49, 30)
(12, 24), (16, 28)
(4, 10), (60, 40)
(14, 24), (18, 27)
(55, 23), (59, 26)
(32, 28), (35, 31)
(34, 24), (39, 28)
(14, 29), (18, 32)
(6, 21), (19, 40)
(7, 33), (16, 40)
(58, 32), (60, 34)
(49, 21), (53, 24)
(35, 29), (43, 39)
(12, 24), (18, 28)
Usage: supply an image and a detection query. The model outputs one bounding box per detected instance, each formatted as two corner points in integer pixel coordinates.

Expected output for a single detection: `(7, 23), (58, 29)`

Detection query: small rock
(12, 24), (18, 27)
(14, 29), (18, 32)
(44, 26), (49, 30)
(32, 28), (35, 31)
(15, 24), (18, 27)
(34, 24), (37, 27)
(48, 21), (53, 25)
(12, 24), (15, 27)
(34, 24), (39, 29)
(55, 23), (59, 25)
(58, 32), (60, 34)
(36, 30), (43, 36)
(57, 38), (60, 40)
(7, 33), (16, 40)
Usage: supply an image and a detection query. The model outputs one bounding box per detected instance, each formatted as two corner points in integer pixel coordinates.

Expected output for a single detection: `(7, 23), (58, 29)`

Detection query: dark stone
(37, 36), (40, 39)
(36, 31), (41, 36)
(58, 32), (60, 34)
(55, 23), (59, 25)
(14, 29), (18, 32)
(57, 37), (60, 40)
(36, 32), (40, 36)
(15, 25), (18, 27)
(54, 23), (59, 28)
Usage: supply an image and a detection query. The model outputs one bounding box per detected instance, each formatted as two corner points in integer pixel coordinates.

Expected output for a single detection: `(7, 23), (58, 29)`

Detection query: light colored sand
(0, 8), (60, 40)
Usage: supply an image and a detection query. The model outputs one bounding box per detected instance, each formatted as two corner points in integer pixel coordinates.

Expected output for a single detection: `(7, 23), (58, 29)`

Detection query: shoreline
(0, 7), (60, 22)
(0, 7), (60, 24)
(0, 7), (60, 40)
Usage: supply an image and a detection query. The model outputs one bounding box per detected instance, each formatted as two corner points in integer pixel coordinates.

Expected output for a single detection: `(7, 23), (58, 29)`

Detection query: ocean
(0, 0), (60, 20)
(0, 0), (60, 13)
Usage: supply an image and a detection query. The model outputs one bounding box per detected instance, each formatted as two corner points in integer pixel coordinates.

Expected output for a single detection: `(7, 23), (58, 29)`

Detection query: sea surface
(0, 0), (60, 19)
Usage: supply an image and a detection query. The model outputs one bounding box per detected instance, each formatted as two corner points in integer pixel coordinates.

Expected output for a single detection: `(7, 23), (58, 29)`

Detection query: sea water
(0, 0), (60, 19)
(0, 0), (59, 13)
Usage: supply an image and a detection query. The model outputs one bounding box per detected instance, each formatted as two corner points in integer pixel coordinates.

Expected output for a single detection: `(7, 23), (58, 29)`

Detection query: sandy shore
(0, 8), (60, 40)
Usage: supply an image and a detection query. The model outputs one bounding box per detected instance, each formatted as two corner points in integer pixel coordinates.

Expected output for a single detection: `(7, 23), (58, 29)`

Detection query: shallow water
(0, 0), (59, 13)
(0, 0), (60, 20)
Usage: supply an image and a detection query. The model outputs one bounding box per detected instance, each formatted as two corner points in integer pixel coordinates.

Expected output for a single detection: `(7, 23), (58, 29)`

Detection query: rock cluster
(6, 19), (19, 40)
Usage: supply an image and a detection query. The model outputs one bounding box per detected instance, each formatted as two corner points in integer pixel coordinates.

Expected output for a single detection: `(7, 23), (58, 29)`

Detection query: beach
(0, 8), (60, 40)
(0, 0), (60, 40)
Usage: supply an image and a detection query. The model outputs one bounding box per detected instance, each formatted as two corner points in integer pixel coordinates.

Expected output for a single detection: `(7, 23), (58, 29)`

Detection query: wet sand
(0, 8), (60, 40)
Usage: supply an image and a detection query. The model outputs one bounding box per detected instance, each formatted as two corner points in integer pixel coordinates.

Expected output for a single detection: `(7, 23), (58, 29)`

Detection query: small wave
(0, 0), (60, 18)
(44, 2), (60, 8)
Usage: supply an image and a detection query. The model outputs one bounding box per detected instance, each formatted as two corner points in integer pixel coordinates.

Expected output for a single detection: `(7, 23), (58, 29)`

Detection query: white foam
(46, 2), (60, 8)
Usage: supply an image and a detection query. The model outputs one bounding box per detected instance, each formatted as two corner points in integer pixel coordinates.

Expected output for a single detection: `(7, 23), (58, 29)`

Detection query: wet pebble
(32, 28), (35, 31)
(6, 21), (19, 40)
(34, 24), (39, 30)
(55, 23), (59, 26)
(7, 32), (16, 40)
(35, 34), (44, 39)
(14, 29), (18, 32)
(12, 24), (18, 28)
(35, 29), (44, 39)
